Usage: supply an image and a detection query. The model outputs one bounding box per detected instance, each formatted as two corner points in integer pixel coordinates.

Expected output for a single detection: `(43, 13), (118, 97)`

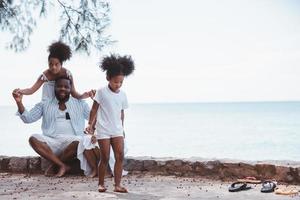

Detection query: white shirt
(94, 86), (128, 136)
(54, 109), (74, 136)
(18, 97), (90, 137)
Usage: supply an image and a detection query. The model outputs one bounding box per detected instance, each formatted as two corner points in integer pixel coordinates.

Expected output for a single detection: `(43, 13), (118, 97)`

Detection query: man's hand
(12, 88), (23, 103)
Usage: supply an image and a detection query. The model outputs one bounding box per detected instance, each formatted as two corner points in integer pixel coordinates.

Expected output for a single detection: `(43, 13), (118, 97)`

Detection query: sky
(1, 0), (300, 106)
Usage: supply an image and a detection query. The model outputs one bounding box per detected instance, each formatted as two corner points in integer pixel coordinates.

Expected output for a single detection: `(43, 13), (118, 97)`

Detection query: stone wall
(1, 156), (300, 184)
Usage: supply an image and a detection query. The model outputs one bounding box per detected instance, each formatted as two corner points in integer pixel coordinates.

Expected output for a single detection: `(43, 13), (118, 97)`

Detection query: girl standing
(86, 54), (135, 193)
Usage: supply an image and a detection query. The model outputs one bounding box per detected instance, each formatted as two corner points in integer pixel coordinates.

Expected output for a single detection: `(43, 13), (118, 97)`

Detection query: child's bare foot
(44, 164), (55, 177)
(88, 169), (97, 178)
(114, 185), (128, 193)
(98, 185), (107, 192)
(55, 165), (70, 177)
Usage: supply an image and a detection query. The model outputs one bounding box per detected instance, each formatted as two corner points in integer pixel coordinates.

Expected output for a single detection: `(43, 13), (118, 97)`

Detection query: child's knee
(114, 152), (124, 162)
(101, 155), (110, 164)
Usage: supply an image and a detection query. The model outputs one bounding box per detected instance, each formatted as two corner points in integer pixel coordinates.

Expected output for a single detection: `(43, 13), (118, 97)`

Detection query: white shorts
(95, 131), (124, 140)
(31, 134), (81, 155)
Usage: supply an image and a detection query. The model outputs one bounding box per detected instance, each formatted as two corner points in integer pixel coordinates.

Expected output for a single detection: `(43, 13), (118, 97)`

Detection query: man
(12, 76), (90, 177)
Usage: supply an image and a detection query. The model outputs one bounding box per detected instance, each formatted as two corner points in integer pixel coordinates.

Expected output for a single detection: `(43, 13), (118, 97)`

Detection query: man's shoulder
(36, 99), (53, 106)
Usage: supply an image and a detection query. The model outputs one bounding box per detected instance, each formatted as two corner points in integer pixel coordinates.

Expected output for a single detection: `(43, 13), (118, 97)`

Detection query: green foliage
(0, 0), (113, 54)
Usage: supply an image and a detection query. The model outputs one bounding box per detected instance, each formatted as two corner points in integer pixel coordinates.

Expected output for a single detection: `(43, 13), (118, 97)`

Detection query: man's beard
(55, 91), (70, 102)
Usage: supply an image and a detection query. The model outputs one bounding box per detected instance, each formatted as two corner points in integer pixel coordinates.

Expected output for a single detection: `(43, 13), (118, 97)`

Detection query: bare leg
(111, 136), (127, 193)
(93, 147), (101, 161)
(55, 141), (79, 177)
(44, 164), (56, 176)
(84, 149), (98, 177)
(59, 141), (78, 161)
(97, 139), (110, 192)
(29, 136), (68, 177)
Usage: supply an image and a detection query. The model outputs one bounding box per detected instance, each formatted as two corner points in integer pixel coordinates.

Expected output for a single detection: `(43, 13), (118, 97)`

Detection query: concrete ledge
(1, 155), (300, 184)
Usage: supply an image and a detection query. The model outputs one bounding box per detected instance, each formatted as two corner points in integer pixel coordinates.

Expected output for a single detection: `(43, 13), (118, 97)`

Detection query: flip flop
(275, 188), (299, 195)
(261, 181), (277, 193)
(228, 182), (252, 192)
(237, 176), (262, 184)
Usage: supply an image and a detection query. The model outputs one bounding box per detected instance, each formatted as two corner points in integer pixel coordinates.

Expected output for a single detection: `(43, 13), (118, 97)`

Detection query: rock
(157, 161), (167, 166)
(8, 157), (28, 172)
(143, 160), (157, 171)
(255, 164), (276, 179)
(124, 159), (144, 171)
(0, 156), (9, 171)
(285, 167), (300, 183)
(222, 163), (257, 178)
(173, 160), (183, 167)
(1, 156), (300, 184)
(28, 157), (41, 173)
(41, 158), (51, 172)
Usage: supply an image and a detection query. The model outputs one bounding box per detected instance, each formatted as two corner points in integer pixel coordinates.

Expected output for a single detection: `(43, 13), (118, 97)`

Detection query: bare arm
(12, 89), (25, 114)
(19, 76), (44, 95)
(12, 89), (43, 123)
(85, 100), (99, 134)
(121, 110), (125, 137)
(70, 75), (95, 99)
(70, 76), (82, 99)
(121, 110), (125, 127)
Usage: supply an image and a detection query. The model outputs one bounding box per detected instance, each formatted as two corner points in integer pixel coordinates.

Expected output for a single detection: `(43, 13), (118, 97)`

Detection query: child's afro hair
(48, 41), (72, 64)
(100, 54), (135, 79)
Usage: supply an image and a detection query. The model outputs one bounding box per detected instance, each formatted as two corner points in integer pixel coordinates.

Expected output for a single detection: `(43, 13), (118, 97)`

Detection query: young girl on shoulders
(85, 54), (135, 193)
(15, 41), (94, 100)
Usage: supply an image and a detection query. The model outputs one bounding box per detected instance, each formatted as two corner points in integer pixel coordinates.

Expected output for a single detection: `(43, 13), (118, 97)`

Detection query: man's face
(55, 79), (71, 101)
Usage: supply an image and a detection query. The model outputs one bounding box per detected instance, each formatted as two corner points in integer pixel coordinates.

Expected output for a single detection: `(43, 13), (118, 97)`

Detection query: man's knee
(69, 141), (79, 148)
(28, 136), (37, 146)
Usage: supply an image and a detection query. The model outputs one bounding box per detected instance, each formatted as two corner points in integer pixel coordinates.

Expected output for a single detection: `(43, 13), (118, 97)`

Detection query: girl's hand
(84, 125), (95, 134)
(80, 92), (90, 99)
(80, 90), (95, 99)
(91, 135), (97, 144)
(89, 89), (96, 99)
(12, 88), (23, 103)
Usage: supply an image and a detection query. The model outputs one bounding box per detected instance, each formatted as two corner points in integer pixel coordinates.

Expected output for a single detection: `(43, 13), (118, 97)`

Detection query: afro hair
(48, 41), (72, 64)
(100, 54), (135, 79)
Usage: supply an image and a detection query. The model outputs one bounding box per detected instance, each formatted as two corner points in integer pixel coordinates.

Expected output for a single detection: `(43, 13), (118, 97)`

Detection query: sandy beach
(0, 172), (299, 200)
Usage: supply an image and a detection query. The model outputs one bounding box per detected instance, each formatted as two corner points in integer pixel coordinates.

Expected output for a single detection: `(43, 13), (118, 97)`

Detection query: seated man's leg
(29, 135), (70, 177)
(59, 141), (79, 162)
(84, 149), (98, 177)
(56, 141), (79, 177)
(78, 135), (101, 177)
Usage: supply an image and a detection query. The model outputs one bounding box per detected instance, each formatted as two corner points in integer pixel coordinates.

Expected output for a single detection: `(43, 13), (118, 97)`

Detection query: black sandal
(261, 180), (277, 193)
(229, 182), (251, 192)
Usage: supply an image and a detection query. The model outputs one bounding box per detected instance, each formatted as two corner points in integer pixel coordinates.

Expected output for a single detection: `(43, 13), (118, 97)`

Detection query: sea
(1, 102), (300, 161)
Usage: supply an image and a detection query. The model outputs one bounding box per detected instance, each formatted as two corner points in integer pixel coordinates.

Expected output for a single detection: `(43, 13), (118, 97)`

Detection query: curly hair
(48, 41), (72, 64)
(100, 54), (135, 79)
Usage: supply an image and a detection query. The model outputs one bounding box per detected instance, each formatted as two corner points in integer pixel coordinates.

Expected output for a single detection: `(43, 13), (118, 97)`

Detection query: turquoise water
(1, 102), (300, 161)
